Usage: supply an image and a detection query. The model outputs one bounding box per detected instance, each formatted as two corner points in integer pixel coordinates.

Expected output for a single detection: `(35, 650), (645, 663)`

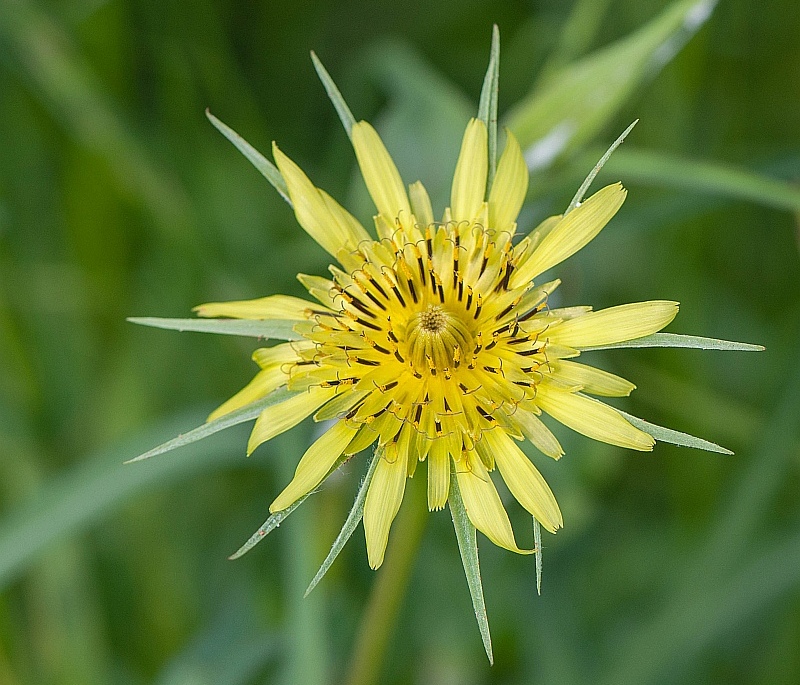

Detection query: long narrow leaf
(206, 110), (292, 206)
(0, 413), (253, 588)
(579, 332), (764, 352)
(127, 317), (303, 340)
(599, 358), (800, 685)
(507, 0), (717, 168)
(449, 473), (493, 664)
(598, 147), (800, 213)
(304, 448), (381, 596)
(566, 120), (637, 213)
(477, 25), (500, 192)
(540, 0), (615, 76)
(228, 495), (310, 560)
(533, 517), (543, 596)
(1, 0), (194, 247)
(126, 387), (300, 463)
(619, 410), (733, 455)
(311, 51), (356, 139)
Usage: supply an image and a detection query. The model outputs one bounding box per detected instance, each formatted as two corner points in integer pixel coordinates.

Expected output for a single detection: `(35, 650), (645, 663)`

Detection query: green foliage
(305, 449), (381, 598)
(449, 472), (493, 665)
(128, 317), (304, 340)
(1, 0), (798, 683)
(506, 0), (717, 167)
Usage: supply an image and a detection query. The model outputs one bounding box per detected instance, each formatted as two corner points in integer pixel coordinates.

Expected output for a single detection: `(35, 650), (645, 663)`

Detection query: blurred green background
(1, 0), (799, 683)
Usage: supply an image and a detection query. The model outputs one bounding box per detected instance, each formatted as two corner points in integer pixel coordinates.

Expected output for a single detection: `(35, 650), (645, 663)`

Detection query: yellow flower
(193, 116), (678, 569)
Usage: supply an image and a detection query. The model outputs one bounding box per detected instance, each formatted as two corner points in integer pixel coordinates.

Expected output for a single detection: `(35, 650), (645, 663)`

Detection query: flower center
(406, 304), (474, 374)
(419, 306), (446, 333)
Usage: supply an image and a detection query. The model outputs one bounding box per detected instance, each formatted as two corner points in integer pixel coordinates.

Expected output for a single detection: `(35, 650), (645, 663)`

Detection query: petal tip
(367, 549), (385, 570)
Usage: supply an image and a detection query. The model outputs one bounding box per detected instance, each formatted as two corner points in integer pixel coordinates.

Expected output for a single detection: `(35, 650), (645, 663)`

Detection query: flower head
(195, 116), (678, 568)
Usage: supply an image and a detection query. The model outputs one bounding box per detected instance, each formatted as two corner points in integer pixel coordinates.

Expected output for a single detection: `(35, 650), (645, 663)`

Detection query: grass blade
(305, 449), (381, 597)
(449, 472), (493, 664)
(0, 413), (255, 588)
(127, 317), (303, 340)
(228, 495), (310, 560)
(311, 51), (356, 139)
(507, 0), (717, 168)
(619, 410), (733, 455)
(540, 0), (614, 76)
(599, 353), (800, 685)
(597, 147), (800, 212)
(0, 0), (194, 248)
(206, 110), (292, 206)
(477, 25), (500, 192)
(579, 332), (765, 352)
(126, 387), (299, 463)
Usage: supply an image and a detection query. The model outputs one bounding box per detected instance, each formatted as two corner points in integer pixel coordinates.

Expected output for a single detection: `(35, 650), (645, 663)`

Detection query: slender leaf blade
(566, 120), (637, 213)
(228, 495), (310, 560)
(206, 110), (292, 206)
(619, 410), (733, 455)
(127, 317), (304, 340)
(579, 332), (765, 352)
(533, 517), (543, 596)
(449, 473), (493, 664)
(540, 0), (615, 76)
(0, 413), (253, 588)
(1, 0), (194, 248)
(477, 25), (500, 192)
(311, 51), (356, 139)
(508, 0), (717, 169)
(304, 448), (381, 596)
(126, 387), (300, 463)
(594, 147), (800, 212)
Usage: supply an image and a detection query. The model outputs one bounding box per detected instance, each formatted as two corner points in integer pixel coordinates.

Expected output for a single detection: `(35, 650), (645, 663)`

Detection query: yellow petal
(483, 429), (563, 532)
(408, 180), (434, 227)
(270, 420), (359, 512)
(251, 341), (308, 369)
(247, 386), (335, 455)
(510, 183), (626, 287)
(319, 188), (372, 248)
(455, 452), (532, 554)
(513, 410), (564, 460)
(488, 130), (528, 232)
(296, 274), (338, 309)
(343, 423), (379, 456)
(427, 440), (450, 511)
(273, 143), (370, 258)
(193, 294), (323, 320)
(551, 360), (636, 397)
(450, 118), (488, 222)
(536, 387), (654, 451)
(207, 367), (287, 422)
(313, 389), (370, 422)
(363, 443), (408, 569)
(547, 301), (679, 348)
(351, 121), (411, 224)
(527, 214), (562, 250)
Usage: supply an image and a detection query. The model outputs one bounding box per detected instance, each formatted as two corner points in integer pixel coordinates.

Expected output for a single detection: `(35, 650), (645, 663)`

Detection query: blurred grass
(0, 0), (798, 684)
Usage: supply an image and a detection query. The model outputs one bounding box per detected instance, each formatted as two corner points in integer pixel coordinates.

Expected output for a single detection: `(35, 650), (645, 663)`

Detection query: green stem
(343, 475), (427, 685)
